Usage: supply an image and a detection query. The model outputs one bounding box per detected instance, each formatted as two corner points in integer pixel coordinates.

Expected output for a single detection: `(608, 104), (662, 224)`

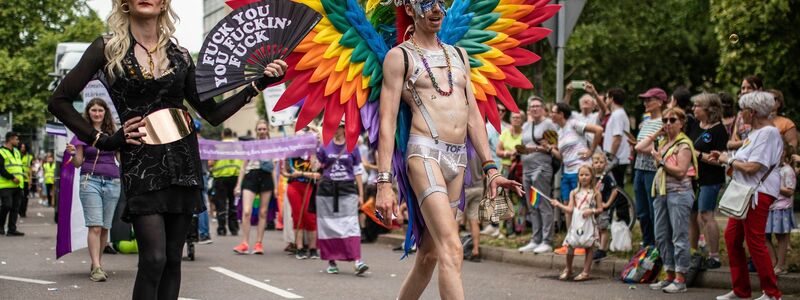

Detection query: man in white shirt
(603, 88), (631, 187)
(563, 81), (608, 144)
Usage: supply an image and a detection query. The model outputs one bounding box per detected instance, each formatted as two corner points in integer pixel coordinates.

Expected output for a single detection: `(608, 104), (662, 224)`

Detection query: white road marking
(0, 275), (56, 285)
(209, 267), (303, 299)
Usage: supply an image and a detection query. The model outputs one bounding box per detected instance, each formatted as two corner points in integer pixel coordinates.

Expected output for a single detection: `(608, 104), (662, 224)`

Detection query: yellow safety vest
(0, 147), (24, 189)
(21, 153), (32, 181)
(211, 139), (242, 178)
(43, 162), (56, 185)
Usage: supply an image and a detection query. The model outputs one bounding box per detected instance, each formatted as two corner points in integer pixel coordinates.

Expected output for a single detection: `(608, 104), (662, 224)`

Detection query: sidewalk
(376, 233), (800, 294)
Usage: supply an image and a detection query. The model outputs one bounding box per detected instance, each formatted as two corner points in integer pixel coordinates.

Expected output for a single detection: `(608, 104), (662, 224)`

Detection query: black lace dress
(49, 35), (281, 221)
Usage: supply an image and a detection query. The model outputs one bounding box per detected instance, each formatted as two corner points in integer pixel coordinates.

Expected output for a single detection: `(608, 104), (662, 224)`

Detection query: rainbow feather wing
(273, 0), (391, 151)
(440, 0), (561, 131)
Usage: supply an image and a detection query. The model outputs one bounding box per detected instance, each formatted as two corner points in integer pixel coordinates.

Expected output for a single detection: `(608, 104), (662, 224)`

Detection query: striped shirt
(634, 118), (663, 171)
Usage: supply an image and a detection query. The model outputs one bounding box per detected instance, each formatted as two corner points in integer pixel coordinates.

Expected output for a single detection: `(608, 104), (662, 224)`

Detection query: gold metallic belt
(138, 108), (194, 145)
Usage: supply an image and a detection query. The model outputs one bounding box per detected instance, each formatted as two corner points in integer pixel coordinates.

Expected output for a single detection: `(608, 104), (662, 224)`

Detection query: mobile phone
(570, 80), (586, 89)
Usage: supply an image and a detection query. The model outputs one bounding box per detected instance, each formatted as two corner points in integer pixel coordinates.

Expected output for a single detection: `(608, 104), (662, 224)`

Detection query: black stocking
(131, 213), (191, 300)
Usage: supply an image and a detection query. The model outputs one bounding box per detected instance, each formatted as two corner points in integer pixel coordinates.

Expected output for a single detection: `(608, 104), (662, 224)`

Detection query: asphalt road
(0, 204), (767, 300)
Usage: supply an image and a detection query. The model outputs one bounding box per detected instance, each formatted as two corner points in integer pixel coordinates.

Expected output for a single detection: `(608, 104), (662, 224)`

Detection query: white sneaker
(497, 233), (506, 240)
(480, 226), (498, 235)
(716, 291), (749, 300)
(533, 244), (553, 254)
(518, 242), (539, 253)
(754, 292), (781, 300)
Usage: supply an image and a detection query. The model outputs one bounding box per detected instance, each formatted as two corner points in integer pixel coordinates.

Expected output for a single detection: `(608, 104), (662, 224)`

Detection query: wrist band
(482, 160), (496, 167)
(483, 164), (498, 175)
(376, 171), (393, 183)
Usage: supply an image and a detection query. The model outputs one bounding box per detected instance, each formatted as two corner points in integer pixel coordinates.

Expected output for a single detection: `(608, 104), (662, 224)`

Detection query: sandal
(573, 272), (591, 281)
(558, 268), (572, 281)
(774, 267), (788, 276)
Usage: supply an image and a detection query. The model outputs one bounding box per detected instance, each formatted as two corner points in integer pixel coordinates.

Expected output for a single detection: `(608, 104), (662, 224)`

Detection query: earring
(121, 2), (130, 13)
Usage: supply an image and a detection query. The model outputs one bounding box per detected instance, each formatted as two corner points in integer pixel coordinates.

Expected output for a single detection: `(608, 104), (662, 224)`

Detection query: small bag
(564, 191), (597, 248)
(478, 180), (514, 224)
(620, 245), (662, 283)
(719, 164), (776, 220)
(610, 220), (632, 252)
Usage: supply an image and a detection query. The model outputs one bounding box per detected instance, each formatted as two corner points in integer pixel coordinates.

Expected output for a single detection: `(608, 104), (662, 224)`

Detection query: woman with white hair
(713, 91), (783, 300)
(48, 0), (287, 298)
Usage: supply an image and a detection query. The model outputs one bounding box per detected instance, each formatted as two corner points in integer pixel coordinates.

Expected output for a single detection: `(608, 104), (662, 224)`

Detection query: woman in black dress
(48, 1), (286, 299)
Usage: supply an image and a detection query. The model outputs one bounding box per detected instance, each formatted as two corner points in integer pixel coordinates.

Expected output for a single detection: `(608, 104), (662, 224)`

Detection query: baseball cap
(638, 88), (667, 102)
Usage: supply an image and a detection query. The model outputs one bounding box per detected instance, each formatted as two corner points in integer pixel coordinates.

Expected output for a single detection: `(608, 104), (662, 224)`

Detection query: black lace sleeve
(183, 56), (283, 126)
(47, 37), (106, 144)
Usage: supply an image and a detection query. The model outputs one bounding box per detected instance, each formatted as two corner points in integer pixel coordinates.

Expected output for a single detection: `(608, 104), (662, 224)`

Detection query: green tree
(0, 1), (104, 129)
(517, 0), (719, 115)
(711, 0), (800, 118)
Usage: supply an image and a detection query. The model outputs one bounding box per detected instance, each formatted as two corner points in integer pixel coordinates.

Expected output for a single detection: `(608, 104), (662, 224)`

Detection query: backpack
(620, 245), (662, 283)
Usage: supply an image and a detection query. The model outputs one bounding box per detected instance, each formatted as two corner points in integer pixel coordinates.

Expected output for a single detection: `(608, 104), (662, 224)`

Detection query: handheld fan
(195, 0), (321, 100)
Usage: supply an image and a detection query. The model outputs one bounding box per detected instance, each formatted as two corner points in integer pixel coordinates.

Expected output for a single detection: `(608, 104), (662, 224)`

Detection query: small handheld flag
(529, 187), (551, 209)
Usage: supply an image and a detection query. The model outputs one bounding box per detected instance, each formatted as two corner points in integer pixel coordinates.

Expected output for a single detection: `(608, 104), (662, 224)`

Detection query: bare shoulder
(383, 47), (406, 75)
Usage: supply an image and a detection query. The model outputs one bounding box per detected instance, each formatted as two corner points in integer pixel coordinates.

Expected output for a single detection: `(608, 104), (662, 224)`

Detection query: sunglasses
(662, 117), (679, 124)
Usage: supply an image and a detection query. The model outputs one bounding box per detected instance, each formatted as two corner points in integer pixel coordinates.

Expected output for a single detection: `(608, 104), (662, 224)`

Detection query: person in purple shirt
(66, 98), (121, 282)
(315, 122), (368, 275)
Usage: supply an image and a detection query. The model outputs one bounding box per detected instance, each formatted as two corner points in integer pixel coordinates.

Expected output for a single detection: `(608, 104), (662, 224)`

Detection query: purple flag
(56, 151), (87, 259)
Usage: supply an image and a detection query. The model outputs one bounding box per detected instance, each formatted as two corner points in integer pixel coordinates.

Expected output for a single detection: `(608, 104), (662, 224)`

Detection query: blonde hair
(577, 164), (597, 188)
(592, 152), (607, 164)
(105, 0), (179, 82)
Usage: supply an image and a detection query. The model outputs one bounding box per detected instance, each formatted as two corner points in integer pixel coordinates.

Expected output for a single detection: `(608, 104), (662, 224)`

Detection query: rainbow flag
(529, 187), (550, 209)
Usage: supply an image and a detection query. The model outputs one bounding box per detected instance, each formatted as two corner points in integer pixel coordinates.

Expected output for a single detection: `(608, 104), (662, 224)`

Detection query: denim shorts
(696, 184), (722, 213)
(79, 175), (121, 229)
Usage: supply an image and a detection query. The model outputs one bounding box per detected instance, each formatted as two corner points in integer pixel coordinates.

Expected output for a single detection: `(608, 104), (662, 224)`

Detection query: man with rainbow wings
(260, 0), (559, 297)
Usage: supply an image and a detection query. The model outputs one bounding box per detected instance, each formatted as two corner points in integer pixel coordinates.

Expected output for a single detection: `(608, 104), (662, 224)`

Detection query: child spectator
(766, 144), (796, 275)
(550, 165), (602, 281)
(592, 153), (619, 261)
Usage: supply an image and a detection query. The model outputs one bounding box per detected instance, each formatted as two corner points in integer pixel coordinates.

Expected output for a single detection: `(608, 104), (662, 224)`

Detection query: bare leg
(398, 230), (438, 300)
(240, 190), (256, 245)
(469, 219), (480, 256)
(599, 230), (609, 251)
(308, 230), (317, 249)
(256, 191), (272, 244)
(689, 211), (699, 251)
(294, 230), (304, 249)
(100, 228), (109, 264)
(700, 211), (720, 257)
(776, 234), (789, 270)
(398, 157), (465, 300)
(564, 247), (574, 275)
(87, 226), (102, 268)
(582, 247), (594, 274)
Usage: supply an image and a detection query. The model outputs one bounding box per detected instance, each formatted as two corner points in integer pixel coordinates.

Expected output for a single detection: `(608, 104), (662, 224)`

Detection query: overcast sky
(86, 0), (205, 52)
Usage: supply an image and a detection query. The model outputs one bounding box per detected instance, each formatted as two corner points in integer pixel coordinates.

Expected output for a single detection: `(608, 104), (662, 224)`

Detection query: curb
(376, 233), (800, 294)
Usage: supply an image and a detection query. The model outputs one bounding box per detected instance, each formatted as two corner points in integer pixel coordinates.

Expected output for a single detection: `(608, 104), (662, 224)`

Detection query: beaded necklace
(410, 36), (453, 97)
(135, 41), (158, 80)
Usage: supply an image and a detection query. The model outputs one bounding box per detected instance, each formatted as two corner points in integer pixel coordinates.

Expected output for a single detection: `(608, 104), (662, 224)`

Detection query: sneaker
(284, 243), (297, 253)
(490, 228), (501, 238)
(198, 236), (213, 245)
(649, 280), (672, 290)
(97, 267), (109, 279)
(6, 231), (24, 236)
(233, 242), (249, 254)
(230, 230), (238, 236)
(309, 249), (319, 259)
(705, 257), (722, 269)
(592, 249), (607, 261)
(662, 282), (687, 293)
(716, 291), (749, 300)
(103, 245), (118, 255)
(295, 248), (308, 260)
(217, 228), (227, 236)
(326, 265), (339, 274)
(754, 293), (781, 300)
(355, 262), (369, 276)
(90, 267), (106, 282)
(252, 242), (264, 255)
(518, 242), (540, 253)
(480, 226), (498, 236)
(533, 244), (553, 254)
